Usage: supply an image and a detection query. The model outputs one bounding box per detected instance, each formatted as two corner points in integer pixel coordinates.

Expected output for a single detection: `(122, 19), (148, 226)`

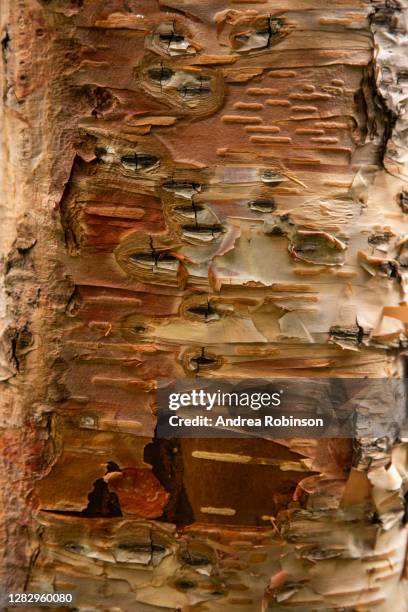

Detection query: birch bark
(1, 1), (408, 609)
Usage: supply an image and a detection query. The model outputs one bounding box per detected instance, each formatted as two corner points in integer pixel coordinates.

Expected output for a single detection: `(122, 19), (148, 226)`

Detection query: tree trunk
(1, 0), (408, 610)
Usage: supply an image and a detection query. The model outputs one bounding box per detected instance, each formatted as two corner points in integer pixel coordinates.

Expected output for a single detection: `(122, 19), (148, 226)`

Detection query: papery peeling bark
(1, 0), (408, 610)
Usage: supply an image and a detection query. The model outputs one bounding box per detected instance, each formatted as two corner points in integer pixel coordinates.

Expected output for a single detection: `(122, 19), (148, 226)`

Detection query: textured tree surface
(1, 0), (408, 610)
